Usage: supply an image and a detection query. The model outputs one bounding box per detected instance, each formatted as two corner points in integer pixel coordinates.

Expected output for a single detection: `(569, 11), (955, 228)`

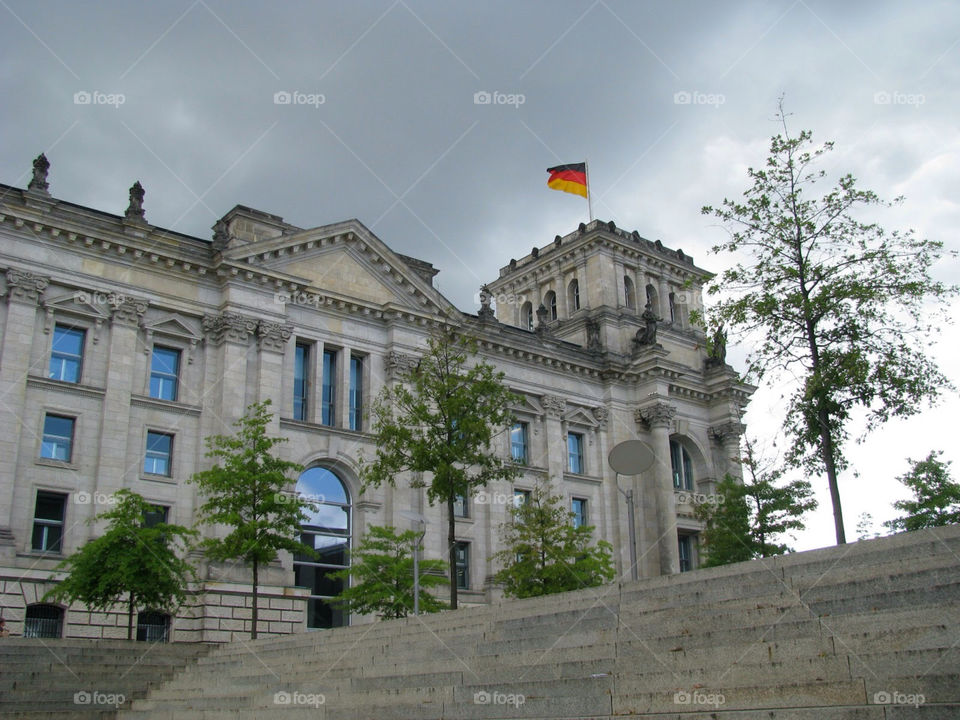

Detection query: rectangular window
(453, 493), (467, 518)
(567, 432), (584, 474)
(150, 346), (181, 402)
(510, 422), (528, 463)
(144, 431), (173, 476)
(571, 497), (587, 529)
(32, 491), (67, 552)
(678, 534), (694, 572)
(455, 541), (470, 589)
(49, 325), (85, 383)
(322, 349), (337, 426)
(349, 355), (363, 431)
(513, 489), (530, 508)
(143, 505), (169, 528)
(294, 343), (310, 421)
(41, 414), (74, 462)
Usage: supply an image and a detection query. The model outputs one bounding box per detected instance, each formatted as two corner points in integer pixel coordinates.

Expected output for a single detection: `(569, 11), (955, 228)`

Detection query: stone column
(709, 422), (745, 481)
(637, 401), (680, 575)
(541, 395), (567, 489)
(0, 270), (48, 533)
(257, 321), (292, 434)
(658, 277), (671, 323)
(202, 312), (258, 431)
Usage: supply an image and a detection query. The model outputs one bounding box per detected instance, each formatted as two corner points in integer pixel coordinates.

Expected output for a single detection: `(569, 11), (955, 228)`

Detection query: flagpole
(584, 159), (594, 223)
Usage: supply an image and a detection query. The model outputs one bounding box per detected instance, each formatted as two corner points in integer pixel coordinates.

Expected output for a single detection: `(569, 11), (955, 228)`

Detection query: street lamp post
(608, 440), (656, 582)
(398, 510), (428, 616)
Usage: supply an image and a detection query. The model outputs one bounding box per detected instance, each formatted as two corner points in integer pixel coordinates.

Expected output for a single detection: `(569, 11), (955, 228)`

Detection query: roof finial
(28, 153), (50, 193)
(125, 181), (146, 221)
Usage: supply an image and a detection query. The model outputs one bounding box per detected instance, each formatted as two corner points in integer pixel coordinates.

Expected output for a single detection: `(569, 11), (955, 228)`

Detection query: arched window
(24, 604), (63, 638)
(568, 279), (580, 312)
(623, 276), (636, 310)
(293, 467), (351, 629)
(520, 301), (533, 331)
(544, 291), (557, 321)
(645, 283), (659, 315)
(670, 440), (694, 491)
(137, 611), (170, 642)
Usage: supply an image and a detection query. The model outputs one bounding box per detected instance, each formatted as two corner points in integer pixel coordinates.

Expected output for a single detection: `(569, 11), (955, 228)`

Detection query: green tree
(701, 102), (957, 544)
(362, 328), (520, 609)
(330, 525), (448, 619)
(44, 489), (197, 640)
(494, 484), (615, 598)
(189, 400), (316, 639)
(697, 439), (817, 566)
(885, 451), (960, 532)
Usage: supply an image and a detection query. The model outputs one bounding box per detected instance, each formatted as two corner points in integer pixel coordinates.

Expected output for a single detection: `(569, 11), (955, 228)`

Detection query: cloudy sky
(2, 0), (958, 549)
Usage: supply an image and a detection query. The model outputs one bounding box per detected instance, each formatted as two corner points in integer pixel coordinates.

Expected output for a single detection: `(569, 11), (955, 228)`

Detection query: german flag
(547, 163), (588, 198)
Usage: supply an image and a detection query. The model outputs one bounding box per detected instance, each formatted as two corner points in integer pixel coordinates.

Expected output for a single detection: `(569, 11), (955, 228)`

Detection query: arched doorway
(293, 466), (351, 629)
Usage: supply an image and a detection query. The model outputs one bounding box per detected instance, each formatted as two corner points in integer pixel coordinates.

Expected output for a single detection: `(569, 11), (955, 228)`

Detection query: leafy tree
(44, 489), (196, 640)
(701, 101), (957, 544)
(494, 484), (615, 598)
(885, 451), (960, 532)
(855, 512), (883, 540)
(330, 525), (448, 619)
(189, 400), (316, 639)
(362, 328), (520, 609)
(697, 439), (817, 566)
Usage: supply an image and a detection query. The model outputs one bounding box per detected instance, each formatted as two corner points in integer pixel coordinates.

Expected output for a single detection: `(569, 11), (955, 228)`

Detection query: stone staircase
(5, 526), (960, 718)
(0, 638), (210, 718)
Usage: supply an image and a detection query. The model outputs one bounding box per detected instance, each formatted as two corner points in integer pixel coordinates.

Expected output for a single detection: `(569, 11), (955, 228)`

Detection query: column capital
(541, 394), (566, 418)
(111, 297), (148, 326)
(203, 311), (258, 345)
(257, 320), (293, 352)
(635, 401), (676, 429)
(4, 268), (49, 305)
(709, 421), (745, 444)
(384, 350), (419, 380)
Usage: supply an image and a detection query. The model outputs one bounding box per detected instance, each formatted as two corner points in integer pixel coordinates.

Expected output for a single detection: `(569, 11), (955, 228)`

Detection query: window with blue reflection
(49, 325), (85, 383)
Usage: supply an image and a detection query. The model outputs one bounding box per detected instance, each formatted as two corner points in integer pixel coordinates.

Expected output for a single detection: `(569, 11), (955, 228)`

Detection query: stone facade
(0, 159), (752, 642)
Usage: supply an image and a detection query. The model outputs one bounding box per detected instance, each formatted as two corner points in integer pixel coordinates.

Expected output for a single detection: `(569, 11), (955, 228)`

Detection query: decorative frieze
(202, 312), (259, 345)
(541, 394), (566, 418)
(635, 401), (676, 429)
(384, 350), (419, 379)
(5, 269), (49, 305)
(257, 320), (293, 352)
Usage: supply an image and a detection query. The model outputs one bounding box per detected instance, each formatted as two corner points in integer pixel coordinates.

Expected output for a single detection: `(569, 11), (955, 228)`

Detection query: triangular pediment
(511, 393), (544, 417)
(564, 405), (600, 428)
(142, 315), (202, 340)
(225, 220), (454, 315)
(42, 290), (113, 319)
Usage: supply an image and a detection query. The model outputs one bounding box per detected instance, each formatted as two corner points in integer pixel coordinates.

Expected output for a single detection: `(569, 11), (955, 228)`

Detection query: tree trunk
(251, 560), (259, 640)
(447, 494), (458, 610)
(817, 404), (847, 544)
(127, 590), (135, 640)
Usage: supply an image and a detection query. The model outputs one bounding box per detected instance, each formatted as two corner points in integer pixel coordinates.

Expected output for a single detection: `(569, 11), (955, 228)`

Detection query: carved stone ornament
(125, 181), (146, 221)
(211, 219), (230, 252)
(5, 269), (49, 305)
(635, 401), (676, 428)
(385, 350), (420, 379)
(709, 421), (745, 444)
(477, 285), (495, 321)
(111, 297), (148, 326)
(202, 312), (259, 345)
(585, 317), (602, 353)
(28, 153), (50, 193)
(592, 406), (609, 426)
(257, 320), (293, 352)
(541, 394), (567, 418)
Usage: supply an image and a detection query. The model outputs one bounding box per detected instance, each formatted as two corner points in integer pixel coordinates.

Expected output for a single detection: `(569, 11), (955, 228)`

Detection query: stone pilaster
(256, 321), (292, 433)
(709, 421), (745, 479)
(541, 394), (567, 488)
(637, 401), (680, 575)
